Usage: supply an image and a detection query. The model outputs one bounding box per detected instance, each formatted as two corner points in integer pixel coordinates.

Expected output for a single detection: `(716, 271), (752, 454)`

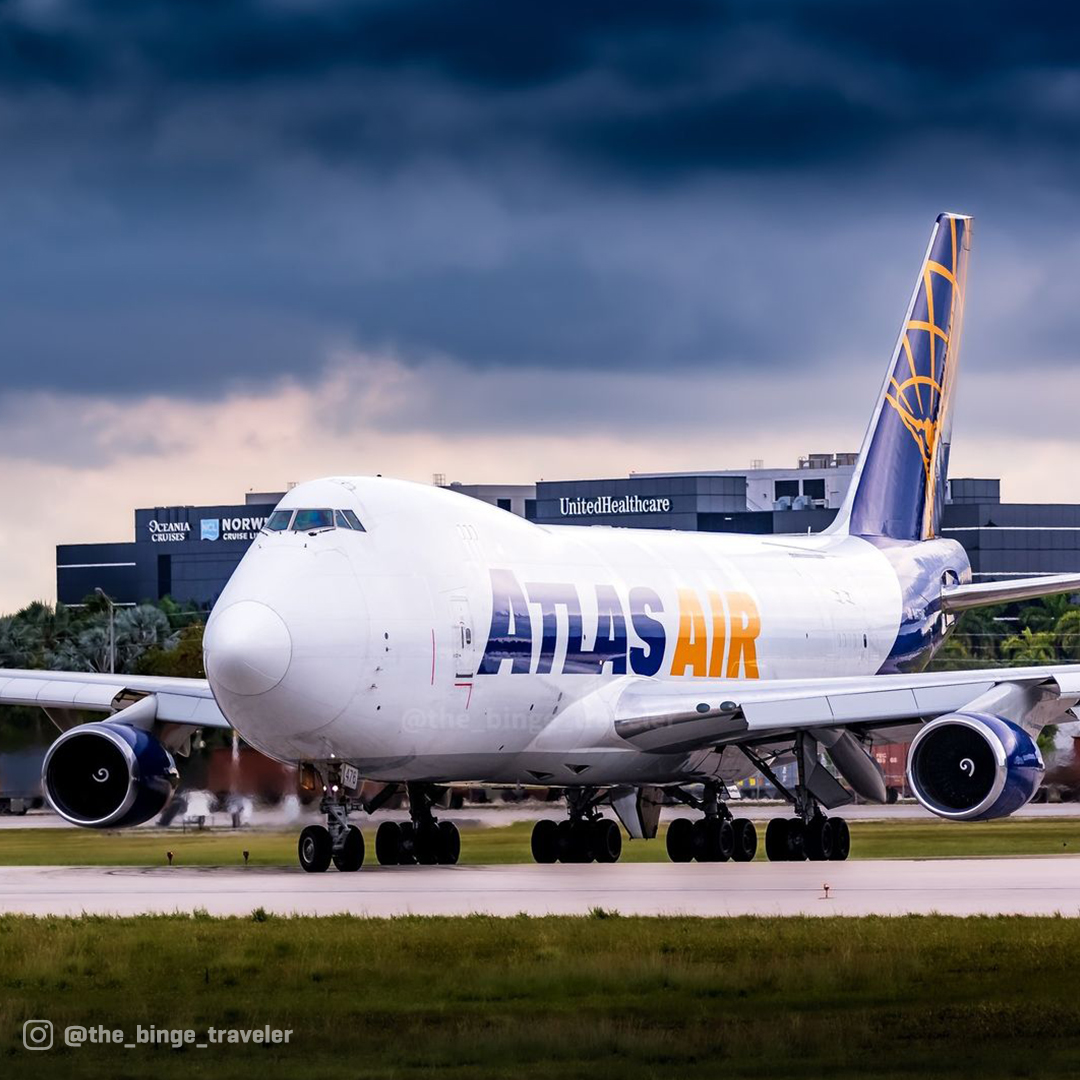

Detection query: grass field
(2, 913), (1080, 1079)
(1, 815), (1080, 866)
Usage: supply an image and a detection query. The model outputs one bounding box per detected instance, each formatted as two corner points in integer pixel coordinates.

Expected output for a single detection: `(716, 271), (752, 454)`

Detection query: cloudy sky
(3, 0), (1080, 610)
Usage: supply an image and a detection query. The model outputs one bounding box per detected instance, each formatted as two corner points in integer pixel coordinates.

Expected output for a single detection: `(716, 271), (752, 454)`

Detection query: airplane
(4, 211), (1080, 872)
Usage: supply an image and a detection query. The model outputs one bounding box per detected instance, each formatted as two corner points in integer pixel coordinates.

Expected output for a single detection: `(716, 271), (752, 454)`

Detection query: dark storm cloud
(2, 0), (1080, 401)
(6, 0), (1080, 172)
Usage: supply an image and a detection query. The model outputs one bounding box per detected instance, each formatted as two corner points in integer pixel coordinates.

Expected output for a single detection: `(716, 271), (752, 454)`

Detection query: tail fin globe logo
(847, 213), (971, 542)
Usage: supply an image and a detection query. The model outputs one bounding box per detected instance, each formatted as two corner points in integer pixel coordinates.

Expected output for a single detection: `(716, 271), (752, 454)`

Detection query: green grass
(2, 913), (1080, 1078)
(2, 816), (1080, 866)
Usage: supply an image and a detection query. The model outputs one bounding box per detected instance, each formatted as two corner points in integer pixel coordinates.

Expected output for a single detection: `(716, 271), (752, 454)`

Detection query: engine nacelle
(42, 722), (179, 828)
(906, 712), (1044, 822)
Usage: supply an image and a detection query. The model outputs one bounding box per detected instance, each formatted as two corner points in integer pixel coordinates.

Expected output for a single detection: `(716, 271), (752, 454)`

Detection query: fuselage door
(450, 596), (477, 678)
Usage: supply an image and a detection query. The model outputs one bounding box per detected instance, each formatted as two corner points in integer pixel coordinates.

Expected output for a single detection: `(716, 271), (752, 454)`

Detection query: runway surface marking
(2, 858), (1080, 916)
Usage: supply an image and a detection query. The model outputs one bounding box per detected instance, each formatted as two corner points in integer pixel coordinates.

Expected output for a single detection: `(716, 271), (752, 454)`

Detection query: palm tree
(1000, 627), (1058, 665)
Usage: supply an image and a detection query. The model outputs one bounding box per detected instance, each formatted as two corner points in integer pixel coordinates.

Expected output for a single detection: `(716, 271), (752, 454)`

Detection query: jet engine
(42, 722), (179, 828)
(906, 712), (1043, 822)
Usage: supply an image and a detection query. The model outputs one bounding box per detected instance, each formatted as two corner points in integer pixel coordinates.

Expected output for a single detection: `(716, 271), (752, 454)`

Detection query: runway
(3, 857), (1080, 917)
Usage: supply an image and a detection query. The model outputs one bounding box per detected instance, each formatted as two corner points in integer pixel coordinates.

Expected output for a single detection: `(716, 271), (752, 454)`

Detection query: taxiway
(2, 857), (1079, 917)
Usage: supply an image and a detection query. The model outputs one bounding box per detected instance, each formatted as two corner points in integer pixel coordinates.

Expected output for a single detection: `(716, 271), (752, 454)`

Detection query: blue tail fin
(835, 213), (972, 541)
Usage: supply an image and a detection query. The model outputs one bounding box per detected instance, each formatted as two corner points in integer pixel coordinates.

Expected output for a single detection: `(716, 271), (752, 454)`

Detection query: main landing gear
(665, 782), (757, 863)
(763, 813), (850, 862)
(375, 783), (461, 866)
(743, 735), (852, 862)
(530, 788), (623, 864)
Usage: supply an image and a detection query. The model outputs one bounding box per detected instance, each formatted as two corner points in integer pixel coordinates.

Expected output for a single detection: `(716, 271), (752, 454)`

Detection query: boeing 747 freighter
(7, 213), (1080, 871)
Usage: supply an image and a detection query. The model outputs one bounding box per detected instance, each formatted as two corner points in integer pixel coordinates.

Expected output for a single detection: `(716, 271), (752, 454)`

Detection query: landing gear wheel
(298, 825), (332, 873)
(332, 825), (365, 872)
(829, 817), (851, 861)
(592, 819), (622, 863)
(375, 820), (402, 866)
(396, 821), (418, 865)
(555, 820), (575, 862)
(693, 818), (734, 862)
(804, 815), (835, 862)
(575, 822), (597, 863)
(731, 818), (757, 862)
(413, 824), (440, 865)
(717, 818), (735, 862)
(531, 819), (560, 863)
(666, 817), (695, 863)
(765, 817), (789, 862)
(785, 818), (807, 861)
(436, 821), (460, 865)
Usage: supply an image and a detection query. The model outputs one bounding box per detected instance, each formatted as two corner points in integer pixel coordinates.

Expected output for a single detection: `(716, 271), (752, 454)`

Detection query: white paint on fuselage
(204, 476), (908, 787)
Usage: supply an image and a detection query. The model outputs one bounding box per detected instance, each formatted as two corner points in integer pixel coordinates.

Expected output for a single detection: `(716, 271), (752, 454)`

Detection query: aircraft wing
(0, 668), (229, 729)
(612, 664), (1080, 755)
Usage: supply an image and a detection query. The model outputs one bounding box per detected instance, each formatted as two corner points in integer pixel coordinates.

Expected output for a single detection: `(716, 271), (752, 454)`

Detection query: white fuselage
(203, 477), (964, 788)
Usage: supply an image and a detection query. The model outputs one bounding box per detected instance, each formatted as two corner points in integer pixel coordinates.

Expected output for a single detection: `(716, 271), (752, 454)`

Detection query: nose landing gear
(295, 761), (373, 873)
(298, 790), (367, 873)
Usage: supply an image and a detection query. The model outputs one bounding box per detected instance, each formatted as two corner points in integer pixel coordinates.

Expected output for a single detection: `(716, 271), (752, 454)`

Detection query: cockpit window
(264, 510), (293, 532)
(333, 509), (366, 532)
(291, 508), (334, 531)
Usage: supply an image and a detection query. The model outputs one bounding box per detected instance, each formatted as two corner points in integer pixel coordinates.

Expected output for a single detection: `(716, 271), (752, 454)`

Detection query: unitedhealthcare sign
(534, 475), (746, 529)
(559, 495), (671, 516)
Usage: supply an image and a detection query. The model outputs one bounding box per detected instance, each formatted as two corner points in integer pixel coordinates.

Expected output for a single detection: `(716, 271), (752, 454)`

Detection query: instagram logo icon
(22, 1020), (53, 1050)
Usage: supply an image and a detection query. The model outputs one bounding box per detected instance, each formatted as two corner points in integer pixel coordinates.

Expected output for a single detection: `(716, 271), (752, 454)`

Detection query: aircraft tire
(298, 825), (333, 873)
(332, 825), (365, 872)
(375, 821), (402, 865)
(592, 818), (622, 863)
(804, 816), (835, 862)
(693, 817), (734, 862)
(691, 818), (714, 861)
(829, 818), (851, 861)
(436, 821), (461, 865)
(731, 818), (757, 862)
(397, 821), (418, 865)
(785, 818), (807, 861)
(531, 819), (560, 863)
(557, 820), (593, 863)
(764, 817), (789, 862)
(414, 823), (441, 865)
(666, 817), (695, 862)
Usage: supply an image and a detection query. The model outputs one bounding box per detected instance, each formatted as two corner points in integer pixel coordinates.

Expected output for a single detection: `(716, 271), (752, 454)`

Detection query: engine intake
(907, 712), (1043, 821)
(42, 722), (179, 828)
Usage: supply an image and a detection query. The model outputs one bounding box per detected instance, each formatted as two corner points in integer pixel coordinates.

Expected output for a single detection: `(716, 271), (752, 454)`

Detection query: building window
(775, 480), (799, 500)
(525, 499), (537, 521)
(802, 478), (826, 502)
(497, 498), (512, 512)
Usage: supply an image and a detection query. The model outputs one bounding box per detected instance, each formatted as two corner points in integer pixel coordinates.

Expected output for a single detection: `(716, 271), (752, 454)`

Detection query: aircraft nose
(204, 600), (293, 697)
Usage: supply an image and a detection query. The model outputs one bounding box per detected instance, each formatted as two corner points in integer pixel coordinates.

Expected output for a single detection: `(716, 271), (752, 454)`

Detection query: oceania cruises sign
(559, 495), (672, 517)
(147, 520), (191, 542)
